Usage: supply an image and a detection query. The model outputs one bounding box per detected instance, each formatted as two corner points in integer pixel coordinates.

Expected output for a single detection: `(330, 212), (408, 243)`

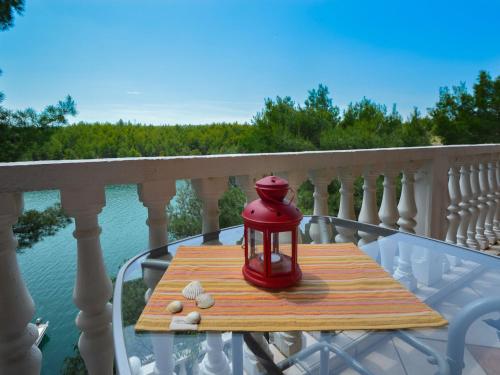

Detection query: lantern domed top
(242, 176), (302, 228)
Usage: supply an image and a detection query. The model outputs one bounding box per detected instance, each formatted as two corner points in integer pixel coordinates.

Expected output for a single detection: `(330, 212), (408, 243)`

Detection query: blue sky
(0, 0), (499, 124)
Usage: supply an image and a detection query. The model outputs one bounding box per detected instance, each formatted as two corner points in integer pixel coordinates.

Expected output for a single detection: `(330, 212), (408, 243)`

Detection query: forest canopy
(1, 71), (498, 163)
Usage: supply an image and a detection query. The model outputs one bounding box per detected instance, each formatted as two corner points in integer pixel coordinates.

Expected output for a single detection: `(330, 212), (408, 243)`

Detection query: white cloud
(126, 91), (142, 95)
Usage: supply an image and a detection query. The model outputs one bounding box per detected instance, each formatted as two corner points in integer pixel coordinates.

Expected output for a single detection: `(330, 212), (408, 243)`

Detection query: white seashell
(167, 300), (183, 314)
(185, 311), (201, 324)
(169, 317), (198, 331)
(195, 293), (215, 309)
(182, 281), (204, 300)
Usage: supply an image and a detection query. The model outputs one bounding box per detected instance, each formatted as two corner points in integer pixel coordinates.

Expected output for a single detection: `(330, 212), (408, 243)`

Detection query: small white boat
(34, 318), (49, 347)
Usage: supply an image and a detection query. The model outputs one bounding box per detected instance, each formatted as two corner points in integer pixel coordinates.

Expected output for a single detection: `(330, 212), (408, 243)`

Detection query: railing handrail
(1, 144), (499, 193)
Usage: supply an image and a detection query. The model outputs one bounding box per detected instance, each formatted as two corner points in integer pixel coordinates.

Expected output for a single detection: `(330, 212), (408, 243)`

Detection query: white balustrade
(467, 162), (481, 249)
(192, 177), (228, 245)
(309, 169), (333, 243)
(358, 168), (380, 246)
(61, 186), (114, 375)
(394, 166), (418, 291)
(335, 168), (357, 243)
(476, 161), (490, 249)
(0, 193), (42, 375)
(199, 333), (231, 375)
(456, 164), (472, 247)
(0, 145), (499, 374)
(138, 180), (176, 301)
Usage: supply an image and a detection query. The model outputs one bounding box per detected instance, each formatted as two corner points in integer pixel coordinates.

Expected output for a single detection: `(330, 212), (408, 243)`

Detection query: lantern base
(242, 264), (302, 289)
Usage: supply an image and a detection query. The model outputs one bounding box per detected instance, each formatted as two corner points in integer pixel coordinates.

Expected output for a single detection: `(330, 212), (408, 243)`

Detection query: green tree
(14, 204), (72, 250)
(0, 96), (77, 161)
(430, 71), (500, 144)
(0, 0), (24, 31)
(167, 182), (203, 240)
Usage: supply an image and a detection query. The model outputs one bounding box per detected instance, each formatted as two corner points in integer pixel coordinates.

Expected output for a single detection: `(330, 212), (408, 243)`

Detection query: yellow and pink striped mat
(135, 244), (447, 332)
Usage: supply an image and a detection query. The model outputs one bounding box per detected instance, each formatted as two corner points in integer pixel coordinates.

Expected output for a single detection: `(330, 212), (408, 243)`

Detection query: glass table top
(113, 216), (500, 375)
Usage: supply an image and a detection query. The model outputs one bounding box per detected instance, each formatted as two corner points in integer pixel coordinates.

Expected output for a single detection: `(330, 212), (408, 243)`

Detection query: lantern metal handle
(285, 187), (296, 206)
(258, 187), (296, 206)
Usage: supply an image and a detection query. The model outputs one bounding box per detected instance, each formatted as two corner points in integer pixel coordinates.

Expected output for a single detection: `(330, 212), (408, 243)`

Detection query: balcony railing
(0, 144), (499, 374)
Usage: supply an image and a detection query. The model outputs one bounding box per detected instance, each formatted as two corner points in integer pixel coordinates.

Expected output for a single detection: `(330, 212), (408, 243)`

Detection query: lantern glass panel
(247, 228), (264, 273)
(269, 231), (293, 275)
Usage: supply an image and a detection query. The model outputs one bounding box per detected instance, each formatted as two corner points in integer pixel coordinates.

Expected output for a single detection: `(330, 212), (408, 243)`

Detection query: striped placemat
(135, 244), (447, 332)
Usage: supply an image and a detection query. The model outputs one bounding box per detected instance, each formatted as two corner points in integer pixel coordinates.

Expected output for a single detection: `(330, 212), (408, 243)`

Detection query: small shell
(182, 281), (204, 300)
(185, 311), (201, 324)
(167, 300), (183, 314)
(195, 293), (215, 309)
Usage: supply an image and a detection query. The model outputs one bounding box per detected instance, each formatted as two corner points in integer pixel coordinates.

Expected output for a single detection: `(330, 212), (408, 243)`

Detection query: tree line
(1, 72), (499, 163)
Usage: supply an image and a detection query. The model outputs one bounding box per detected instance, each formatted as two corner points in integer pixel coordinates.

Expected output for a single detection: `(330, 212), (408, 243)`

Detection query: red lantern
(242, 176), (303, 289)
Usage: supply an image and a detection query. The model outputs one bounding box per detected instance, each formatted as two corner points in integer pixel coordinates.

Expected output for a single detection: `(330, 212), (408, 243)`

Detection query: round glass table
(113, 216), (500, 375)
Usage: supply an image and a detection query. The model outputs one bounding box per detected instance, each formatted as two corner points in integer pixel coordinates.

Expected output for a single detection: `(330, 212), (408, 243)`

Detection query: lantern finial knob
(255, 176), (289, 202)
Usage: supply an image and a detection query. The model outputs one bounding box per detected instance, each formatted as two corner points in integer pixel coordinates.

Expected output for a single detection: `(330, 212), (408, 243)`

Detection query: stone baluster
(244, 333), (273, 375)
(0, 193), (42, 375)
(397, 167), (418, 234)
(446, 165), (461, 245)
(309, 169), (333, 243)
(443, 164), (462, 267)
(394, 166), (418, 292)
(61, 186), (114, 375)
(129, 356), (144, 375)
(271, 331), (304, 357)
(138, 180), (176, 301)
(378, 168), (399, 274)
(412, 246), (444, 286)
(199, 333), (231, 375)
(178, 361), (188, 375)
(358, 168), (379, 246)
(485, 159), (498, 245)
(192, 177), (228, 245)
(466, 162), (481, 250)
(456, 164), (471, 247)
(494, 160), (500, 238)
(379, 168), (399, 230)
(192, 360), (200, 375)
(192, 179), (230, 375)
(467, 162), (483, 248)
(488, 160), (500, 242)
(149, 334), (175, 375)
(335, 168), (357, 243)
(144, 168), (175, 375)
(476, 161), (490, 249)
